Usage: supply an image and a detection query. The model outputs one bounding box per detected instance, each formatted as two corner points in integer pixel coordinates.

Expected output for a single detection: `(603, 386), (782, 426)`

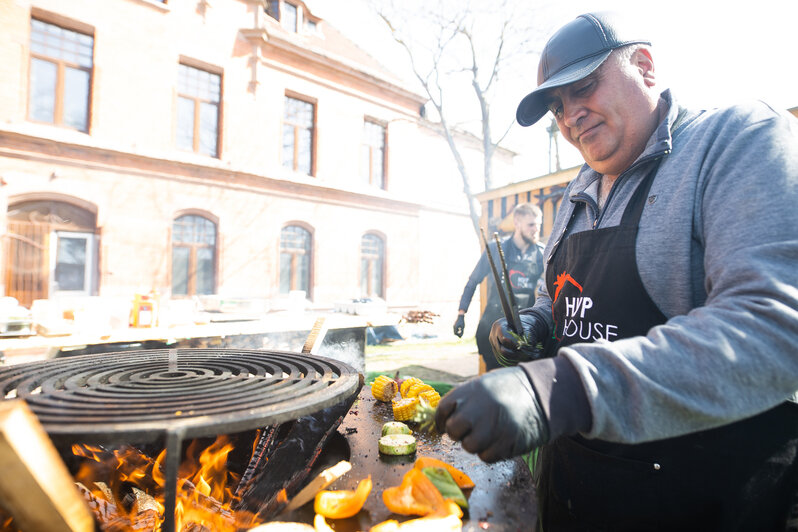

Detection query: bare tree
(373, 0), (546, 239)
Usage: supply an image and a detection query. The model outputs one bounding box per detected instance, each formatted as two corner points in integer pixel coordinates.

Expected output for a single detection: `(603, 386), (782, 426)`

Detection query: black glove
(489, 312), (548, 366)
(435, 367), (550, 463)
(453, 314), (465, 338)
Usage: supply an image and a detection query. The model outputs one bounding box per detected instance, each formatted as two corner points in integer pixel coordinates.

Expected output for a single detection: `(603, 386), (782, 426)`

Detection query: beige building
(0, 0), (517, 325)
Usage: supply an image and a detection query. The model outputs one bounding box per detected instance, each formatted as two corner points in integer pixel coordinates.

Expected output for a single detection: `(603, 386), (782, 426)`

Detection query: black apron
(536, 162), (798, 531)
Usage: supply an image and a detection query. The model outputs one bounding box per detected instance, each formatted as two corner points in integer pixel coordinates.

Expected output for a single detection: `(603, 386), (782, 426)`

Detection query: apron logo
(509, 269), (529, 289)
(552, 271), (619, 342)
(552, 272), (582, 304)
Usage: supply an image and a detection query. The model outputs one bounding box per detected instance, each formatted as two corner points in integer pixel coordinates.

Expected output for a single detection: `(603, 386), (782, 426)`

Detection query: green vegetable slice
(378, 434), (417, 455)
(421, 467), (469, 509)
(382, 421), (412, 436)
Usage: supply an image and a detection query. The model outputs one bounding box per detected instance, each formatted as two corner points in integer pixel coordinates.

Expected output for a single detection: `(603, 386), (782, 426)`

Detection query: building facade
(0, 0), (515, 316)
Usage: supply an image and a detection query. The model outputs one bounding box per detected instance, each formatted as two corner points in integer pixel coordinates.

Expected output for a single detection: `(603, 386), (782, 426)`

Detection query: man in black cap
(435, 11), (798, 530)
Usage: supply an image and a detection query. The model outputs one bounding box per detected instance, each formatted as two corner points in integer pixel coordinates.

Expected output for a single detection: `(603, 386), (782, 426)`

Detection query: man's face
(543, 49), (658, 178)
(515, 214), (541, 245)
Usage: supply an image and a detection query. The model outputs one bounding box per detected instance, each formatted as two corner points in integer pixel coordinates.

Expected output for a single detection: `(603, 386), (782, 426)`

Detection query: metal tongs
(481, 229), (534, 365)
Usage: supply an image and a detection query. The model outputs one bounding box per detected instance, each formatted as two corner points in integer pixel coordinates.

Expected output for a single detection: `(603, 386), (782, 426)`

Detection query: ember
(72, 436), (262, 531)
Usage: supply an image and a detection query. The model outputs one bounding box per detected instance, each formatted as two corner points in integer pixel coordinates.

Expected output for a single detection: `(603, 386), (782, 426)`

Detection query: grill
(0, 348), (362, 531)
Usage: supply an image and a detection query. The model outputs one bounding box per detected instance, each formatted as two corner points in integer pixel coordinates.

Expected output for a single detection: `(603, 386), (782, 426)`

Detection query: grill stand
(0, 348), (362, 531)
(162, 428), (183, 532)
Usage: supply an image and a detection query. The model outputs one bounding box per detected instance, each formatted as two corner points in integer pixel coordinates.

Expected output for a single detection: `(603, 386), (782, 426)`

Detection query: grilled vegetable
(421, 467), (468, 509)
(314, 476), (372, 519)
(413, 456), (474, 489)
(372, 375), (399, 402)
(392, 397), (419, 421)
(313, 514), (335, 532)
(381, 467), (444, 516)
(382, 421), (411, 436)
(400, 377), (424, 398)
(379, 434), (417, 455)
(405, 383), (435, 398)
(369, 500), (463, 531)
(418, 389), (441, 408)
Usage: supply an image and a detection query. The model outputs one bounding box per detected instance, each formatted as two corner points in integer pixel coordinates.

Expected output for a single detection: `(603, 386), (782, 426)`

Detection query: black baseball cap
(516, 12), (651, 127)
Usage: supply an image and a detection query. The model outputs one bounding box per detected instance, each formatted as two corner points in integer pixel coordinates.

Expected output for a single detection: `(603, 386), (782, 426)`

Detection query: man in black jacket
(453, 203), (545, 371)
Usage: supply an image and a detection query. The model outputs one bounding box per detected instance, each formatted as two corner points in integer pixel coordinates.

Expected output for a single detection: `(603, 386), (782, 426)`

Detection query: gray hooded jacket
(520, 90), (798, 444)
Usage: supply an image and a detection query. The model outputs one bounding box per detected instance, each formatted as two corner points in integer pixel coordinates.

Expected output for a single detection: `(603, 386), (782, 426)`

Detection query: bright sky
(308, 0), (798, 178)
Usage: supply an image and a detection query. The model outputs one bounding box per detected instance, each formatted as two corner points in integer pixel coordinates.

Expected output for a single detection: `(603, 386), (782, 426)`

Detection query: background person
(437, 11), (798, 530)
(452, 203), (545, 371)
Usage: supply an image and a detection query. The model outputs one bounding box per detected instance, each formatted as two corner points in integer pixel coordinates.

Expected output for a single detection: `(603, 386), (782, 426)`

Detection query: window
(6, 200), (98, 306)
(283, 96), (315, 175)
(280, 225), (311, 295)
(171, 215), (216, 296)
(361, 233), (385, 298)
(281, 2), (298, 32)
(361, 120), (386, 188)
(51, 231), (95, 294)
(29, 18), (94, 131)
(177, 63), (221, 157)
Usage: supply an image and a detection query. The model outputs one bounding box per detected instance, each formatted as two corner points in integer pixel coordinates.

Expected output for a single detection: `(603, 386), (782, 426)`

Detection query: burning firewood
(0, 400), (94, 532)
(72, 441), (259, 531)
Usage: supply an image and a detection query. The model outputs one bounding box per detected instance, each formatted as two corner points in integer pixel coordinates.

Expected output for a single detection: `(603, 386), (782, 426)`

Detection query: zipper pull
(593, 218), (598, 229)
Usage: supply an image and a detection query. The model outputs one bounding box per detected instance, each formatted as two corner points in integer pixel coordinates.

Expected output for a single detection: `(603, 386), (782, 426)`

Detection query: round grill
(0, 348), (361, 443)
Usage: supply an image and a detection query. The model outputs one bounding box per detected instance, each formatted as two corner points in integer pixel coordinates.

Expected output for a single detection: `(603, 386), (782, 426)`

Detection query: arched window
(280, 225), (311, 295)
(361, 233), (385, 299)
(6, 199), (98, 306)
(172, 215), (216, 296)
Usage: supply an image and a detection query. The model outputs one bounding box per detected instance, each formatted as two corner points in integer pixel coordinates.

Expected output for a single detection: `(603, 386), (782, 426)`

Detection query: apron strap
(620, 159), (663, 227)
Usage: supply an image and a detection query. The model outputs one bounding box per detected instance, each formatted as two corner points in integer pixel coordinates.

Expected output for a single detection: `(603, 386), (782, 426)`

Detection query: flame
(72, 435), (262, 531)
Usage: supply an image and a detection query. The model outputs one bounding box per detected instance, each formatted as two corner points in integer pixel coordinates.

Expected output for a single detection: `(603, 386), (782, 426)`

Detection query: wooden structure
(475, 165), (581, 242)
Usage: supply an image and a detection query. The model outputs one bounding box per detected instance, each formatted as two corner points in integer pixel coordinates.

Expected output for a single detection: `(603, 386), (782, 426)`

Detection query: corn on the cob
(392, 397), (419, 421)
(419, 389), (441, 408)
(371, 375), (398, 402)
(406, 383), (435, 398)
(400, 377), (424, 398)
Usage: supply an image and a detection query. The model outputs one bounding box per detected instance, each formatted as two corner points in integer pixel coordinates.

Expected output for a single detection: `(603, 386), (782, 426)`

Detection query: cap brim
(516, 50), (612, 127)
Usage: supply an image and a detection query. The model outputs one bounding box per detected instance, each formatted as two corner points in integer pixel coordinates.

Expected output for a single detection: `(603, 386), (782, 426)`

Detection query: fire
(72, 436), (262, 531)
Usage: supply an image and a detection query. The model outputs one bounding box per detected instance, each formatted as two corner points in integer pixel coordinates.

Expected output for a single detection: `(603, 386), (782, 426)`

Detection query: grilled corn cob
(371, 375), (398, 402)
(400, 377), (424, 398)
(419, 389), (441, 408)
(392, 397), (420, 421)
(405, 383), (435, 398)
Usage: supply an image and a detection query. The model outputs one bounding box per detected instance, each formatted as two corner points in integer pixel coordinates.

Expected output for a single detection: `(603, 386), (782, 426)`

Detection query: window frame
(360, 232), (386, 299)
(361, 118), (387, 189)
(176, 59), (223, 158)
(279, 222), (314, 299)
(27, 15), (95, 132)
(170, 212), (218, 297)
(280, 2), (299, 32)
(282, 93), (317, 176)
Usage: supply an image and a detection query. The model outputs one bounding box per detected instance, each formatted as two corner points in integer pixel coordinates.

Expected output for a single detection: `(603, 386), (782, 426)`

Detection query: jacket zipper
(593, 150), (671, 229)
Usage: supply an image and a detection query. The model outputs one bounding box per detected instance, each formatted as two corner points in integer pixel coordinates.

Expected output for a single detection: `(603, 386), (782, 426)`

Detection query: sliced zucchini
(378, 434), (417, 455)
(381, 421), (412, 436)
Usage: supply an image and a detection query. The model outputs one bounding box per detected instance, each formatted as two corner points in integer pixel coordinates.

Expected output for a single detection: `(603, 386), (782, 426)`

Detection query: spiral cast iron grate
(0, 348), (360, 442)
(0, 348), (362, 531)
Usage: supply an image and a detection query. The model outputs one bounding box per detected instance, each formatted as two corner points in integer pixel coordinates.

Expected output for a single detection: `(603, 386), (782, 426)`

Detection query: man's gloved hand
(453, 314), (465, 338)
(489, 312), (548, 366)
(435, 367), (550, 463)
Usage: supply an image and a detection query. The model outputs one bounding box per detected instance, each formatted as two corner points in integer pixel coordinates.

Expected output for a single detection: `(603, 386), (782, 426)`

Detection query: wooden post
(0, 400), (94, 532)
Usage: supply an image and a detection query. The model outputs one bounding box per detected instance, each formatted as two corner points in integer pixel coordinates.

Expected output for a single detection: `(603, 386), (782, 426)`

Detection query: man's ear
(633, 48), (656, 87)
